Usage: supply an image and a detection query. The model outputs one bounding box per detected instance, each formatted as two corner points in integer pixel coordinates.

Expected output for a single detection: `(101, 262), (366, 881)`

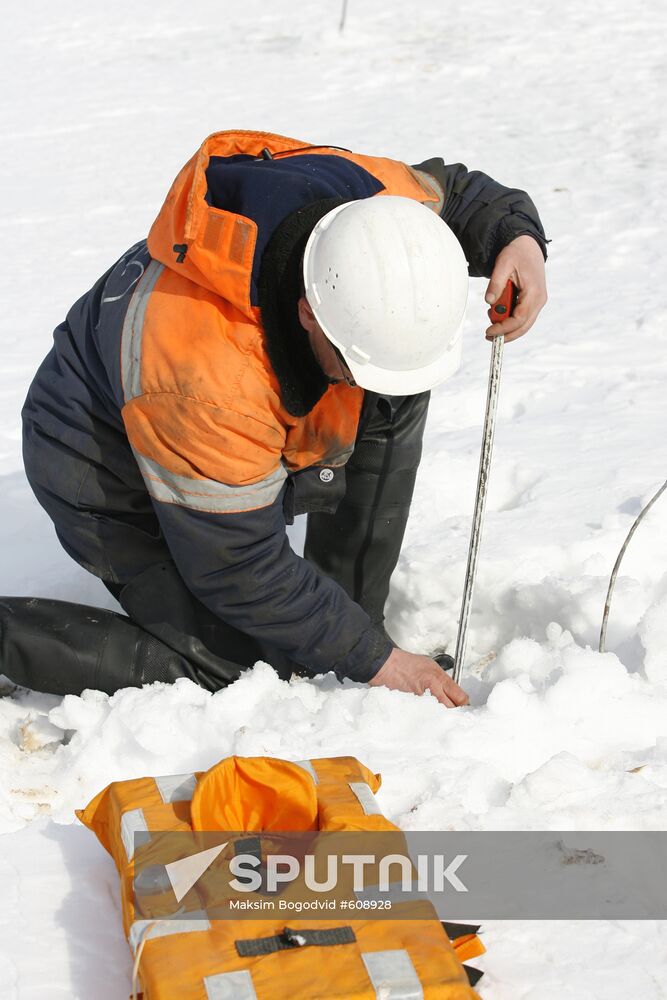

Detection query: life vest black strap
(464, 964), (484, 987)
(233, 836), (262, 858)
(441, 920), (482, 939)
(236, 925), (356, 957)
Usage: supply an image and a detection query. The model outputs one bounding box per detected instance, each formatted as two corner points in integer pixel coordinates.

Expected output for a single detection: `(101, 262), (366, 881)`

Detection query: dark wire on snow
(599, 479), (667, 654)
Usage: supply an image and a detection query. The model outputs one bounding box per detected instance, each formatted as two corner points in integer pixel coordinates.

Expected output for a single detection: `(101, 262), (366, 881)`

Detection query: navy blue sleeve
(152, 488), (393, 682)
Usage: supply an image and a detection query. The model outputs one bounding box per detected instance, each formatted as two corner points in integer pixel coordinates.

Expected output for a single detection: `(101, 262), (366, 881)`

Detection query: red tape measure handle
(491, 280), (518, 323)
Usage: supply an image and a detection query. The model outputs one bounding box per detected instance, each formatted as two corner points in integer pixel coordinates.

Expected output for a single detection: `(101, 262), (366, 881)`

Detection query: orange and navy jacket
(23, 131), (547, 681)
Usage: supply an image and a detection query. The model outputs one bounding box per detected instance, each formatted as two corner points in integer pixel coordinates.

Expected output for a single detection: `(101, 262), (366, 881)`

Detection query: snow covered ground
(1, 0), (667, 997)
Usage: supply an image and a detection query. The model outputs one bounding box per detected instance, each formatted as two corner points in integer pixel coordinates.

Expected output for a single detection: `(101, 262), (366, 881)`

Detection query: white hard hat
(302, 196), (469, 395)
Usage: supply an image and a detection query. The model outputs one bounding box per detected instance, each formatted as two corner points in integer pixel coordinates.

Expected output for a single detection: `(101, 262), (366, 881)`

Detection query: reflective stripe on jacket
(23, 130), (547, 681)
(125, 131), (442, 514)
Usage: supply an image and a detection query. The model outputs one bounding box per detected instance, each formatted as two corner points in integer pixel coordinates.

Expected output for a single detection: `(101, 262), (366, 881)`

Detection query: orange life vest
(78, 754), (484, 999)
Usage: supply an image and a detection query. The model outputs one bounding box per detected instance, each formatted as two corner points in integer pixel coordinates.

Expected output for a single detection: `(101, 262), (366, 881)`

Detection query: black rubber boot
(0, 596), (227, 697)
(114, 561), (297, 685)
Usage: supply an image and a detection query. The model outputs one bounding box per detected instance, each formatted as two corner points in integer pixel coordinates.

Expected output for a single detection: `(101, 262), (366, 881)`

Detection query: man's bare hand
(484, 234), (547, 344)
(368, 648), (469, 708)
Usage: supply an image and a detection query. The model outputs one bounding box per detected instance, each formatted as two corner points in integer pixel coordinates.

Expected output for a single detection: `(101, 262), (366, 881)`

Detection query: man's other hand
(368, 648), (469, 708)
(484, 234), (548, 344)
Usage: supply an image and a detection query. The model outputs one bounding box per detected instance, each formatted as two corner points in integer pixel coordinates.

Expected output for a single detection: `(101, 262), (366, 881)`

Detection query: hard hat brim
(341, 322), (464, 395)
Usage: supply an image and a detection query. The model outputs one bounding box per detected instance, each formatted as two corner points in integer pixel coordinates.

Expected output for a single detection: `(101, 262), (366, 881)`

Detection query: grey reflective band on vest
(121, 259), (164, 402)
(129, 913), (211, 953)
(121, 807), (150, 860)
(362, 950), (424, 1000)
(154, 772), (197, 804)
(132, 448), (287, 513)
(205, 970), (258, 1000)
(293, 759), (319, 784)
(349, 781), (382, 816)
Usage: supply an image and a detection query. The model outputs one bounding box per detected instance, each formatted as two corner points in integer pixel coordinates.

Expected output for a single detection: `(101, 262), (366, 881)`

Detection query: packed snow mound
(3, 623), (666, 834)
(4, 624), (667, 999)
(639, 592), (667, 683)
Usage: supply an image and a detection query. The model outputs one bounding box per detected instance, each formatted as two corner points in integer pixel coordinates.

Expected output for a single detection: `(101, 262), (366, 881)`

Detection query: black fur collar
(258, 198), (347, 417)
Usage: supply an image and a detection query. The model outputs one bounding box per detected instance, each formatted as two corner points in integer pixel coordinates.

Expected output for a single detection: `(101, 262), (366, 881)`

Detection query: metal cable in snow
(599, 478), (667, 654)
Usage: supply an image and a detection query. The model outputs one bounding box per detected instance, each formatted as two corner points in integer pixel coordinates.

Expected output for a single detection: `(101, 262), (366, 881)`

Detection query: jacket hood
(147, 130), (383, 323)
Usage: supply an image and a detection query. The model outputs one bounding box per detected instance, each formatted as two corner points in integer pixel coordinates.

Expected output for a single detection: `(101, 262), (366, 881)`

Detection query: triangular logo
(165, 842), (228, 902)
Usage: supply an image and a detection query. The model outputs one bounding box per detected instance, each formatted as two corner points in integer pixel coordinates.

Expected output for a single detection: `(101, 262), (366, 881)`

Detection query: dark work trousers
(17, 391), (429, 694)
(305, 391), (429, 630)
